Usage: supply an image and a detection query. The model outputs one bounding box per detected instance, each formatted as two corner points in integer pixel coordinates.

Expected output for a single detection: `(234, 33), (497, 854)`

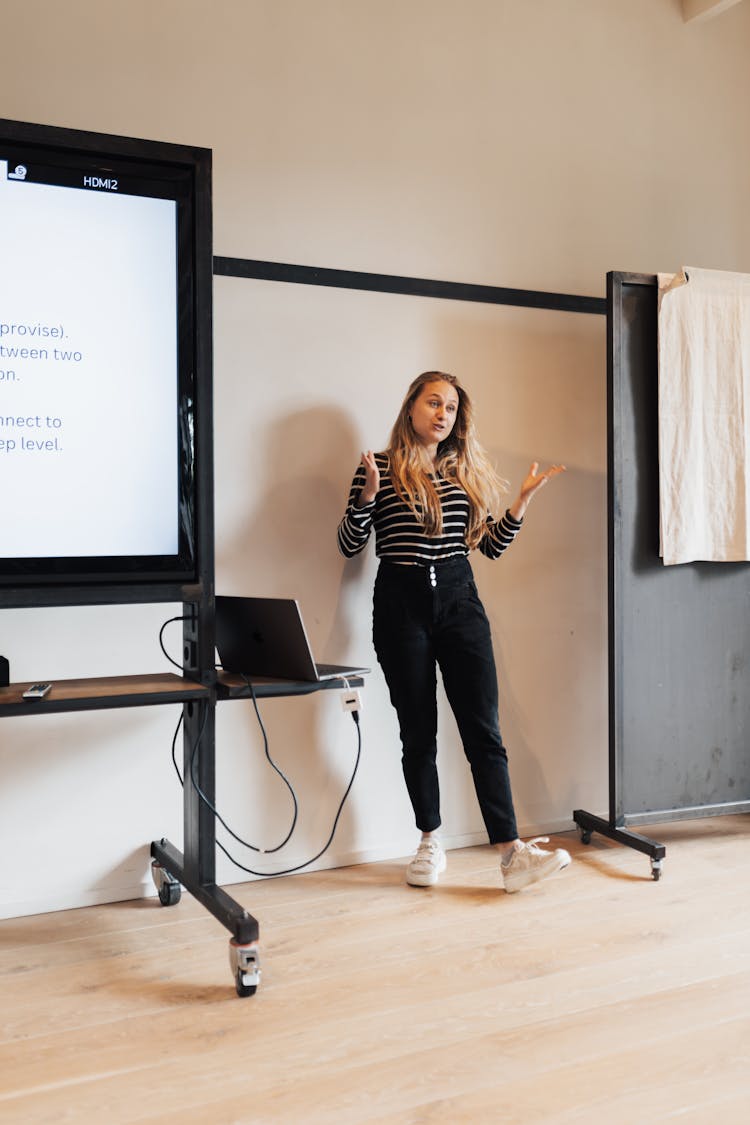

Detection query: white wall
(1, 0), (749, 916)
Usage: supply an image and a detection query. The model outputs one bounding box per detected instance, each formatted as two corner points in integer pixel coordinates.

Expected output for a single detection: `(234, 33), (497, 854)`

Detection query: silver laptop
(215, 596), (370, 683)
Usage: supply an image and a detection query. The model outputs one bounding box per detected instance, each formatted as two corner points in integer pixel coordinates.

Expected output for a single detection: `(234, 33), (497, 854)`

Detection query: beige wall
(1, 0), (749, 916)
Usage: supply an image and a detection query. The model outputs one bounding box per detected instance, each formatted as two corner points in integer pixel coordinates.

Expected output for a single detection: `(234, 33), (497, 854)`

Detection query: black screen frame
(0, 118), (213, 608)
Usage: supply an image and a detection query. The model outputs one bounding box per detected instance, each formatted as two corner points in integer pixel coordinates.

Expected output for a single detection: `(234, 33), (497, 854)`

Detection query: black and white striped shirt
(337, 452), (522, 564)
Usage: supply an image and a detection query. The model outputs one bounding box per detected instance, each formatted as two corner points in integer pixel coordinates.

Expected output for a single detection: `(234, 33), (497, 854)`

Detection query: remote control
(22, 682), (52, 700)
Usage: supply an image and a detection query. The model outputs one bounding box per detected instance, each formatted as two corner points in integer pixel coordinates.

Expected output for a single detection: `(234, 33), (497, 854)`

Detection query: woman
(337, 371), (570, 892)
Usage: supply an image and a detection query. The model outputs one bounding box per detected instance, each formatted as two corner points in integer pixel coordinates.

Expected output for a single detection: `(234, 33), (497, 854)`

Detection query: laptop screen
(215, 596), (319, 681)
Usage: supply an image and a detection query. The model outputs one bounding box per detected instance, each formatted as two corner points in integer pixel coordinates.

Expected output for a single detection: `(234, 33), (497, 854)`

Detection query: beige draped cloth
(657, 265), (750, 565)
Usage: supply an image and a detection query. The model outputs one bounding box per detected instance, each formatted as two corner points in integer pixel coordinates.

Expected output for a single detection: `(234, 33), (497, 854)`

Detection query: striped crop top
(336, 452), (523, 565)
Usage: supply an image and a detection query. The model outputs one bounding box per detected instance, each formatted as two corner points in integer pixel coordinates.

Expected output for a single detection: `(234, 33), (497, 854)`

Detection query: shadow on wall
(212, 404), (378, 868)
(216, 402), (367, 638)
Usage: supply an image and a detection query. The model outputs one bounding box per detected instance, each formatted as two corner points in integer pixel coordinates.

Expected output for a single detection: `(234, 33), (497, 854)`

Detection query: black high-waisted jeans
(372, 556), (519, 844)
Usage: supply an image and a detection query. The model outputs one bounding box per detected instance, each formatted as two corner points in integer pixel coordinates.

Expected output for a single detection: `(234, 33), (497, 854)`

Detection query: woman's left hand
(508, 462), (566, 521)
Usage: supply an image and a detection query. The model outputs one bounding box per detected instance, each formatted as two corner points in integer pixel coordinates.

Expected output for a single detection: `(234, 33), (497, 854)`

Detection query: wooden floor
(1, 816), (749, 1124)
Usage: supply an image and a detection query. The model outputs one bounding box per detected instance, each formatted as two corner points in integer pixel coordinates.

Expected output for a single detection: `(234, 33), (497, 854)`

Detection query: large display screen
(0, 129), (200, 589)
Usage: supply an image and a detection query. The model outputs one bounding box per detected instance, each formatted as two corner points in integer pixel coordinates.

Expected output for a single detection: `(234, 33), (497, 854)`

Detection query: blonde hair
(386, 371), (508, 549)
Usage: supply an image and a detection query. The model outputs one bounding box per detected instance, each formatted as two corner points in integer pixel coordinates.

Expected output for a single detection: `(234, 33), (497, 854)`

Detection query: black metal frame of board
(573, 272), (667, 878)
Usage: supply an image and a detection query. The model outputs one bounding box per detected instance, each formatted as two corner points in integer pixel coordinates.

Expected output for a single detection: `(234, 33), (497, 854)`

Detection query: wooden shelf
(0, 673), (209, 717)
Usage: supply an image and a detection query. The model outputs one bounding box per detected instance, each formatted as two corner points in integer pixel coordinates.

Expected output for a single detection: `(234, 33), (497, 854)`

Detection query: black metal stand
(572, 810), (666, 880)
(149, 669), (260, 947)
(148, 660), (366, 995)
(150, 836), (259, 943)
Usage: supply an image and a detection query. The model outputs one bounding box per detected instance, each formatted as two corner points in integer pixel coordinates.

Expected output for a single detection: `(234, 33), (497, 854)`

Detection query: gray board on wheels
(609, 271), (750, 827)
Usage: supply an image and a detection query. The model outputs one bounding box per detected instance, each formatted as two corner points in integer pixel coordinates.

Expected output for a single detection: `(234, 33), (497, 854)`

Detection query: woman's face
(409, 380), (460, 447)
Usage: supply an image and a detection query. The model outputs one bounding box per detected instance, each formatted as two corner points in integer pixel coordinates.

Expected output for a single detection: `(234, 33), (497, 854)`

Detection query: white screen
(0, 160), (179, 558)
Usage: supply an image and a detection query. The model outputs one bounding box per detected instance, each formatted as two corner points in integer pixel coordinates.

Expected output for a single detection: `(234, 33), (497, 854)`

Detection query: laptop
(215, 596), (370, 683)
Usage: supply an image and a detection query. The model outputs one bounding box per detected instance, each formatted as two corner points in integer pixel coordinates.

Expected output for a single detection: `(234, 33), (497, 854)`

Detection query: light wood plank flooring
(1, 816), (749, 1123)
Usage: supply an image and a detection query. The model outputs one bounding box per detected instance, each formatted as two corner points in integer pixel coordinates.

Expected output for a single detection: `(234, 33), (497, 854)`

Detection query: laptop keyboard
(315, 663), (348, 678)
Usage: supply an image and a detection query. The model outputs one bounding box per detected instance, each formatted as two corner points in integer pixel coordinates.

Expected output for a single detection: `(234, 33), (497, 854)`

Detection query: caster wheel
(235, 970), (258, 998)
(151, 860), (181, 906)
(158, 881), (182, 906)
(229, 938), (261, 998)
(579, 827), (592, 845)
(651, 859), (663, 882)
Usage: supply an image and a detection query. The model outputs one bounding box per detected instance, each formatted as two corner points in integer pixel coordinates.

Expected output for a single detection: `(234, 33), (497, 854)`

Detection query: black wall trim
(213, 256), (606, 316)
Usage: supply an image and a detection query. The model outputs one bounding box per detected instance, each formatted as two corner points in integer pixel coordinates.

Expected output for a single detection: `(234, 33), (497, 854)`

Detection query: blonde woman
(337, 371), (570, 892)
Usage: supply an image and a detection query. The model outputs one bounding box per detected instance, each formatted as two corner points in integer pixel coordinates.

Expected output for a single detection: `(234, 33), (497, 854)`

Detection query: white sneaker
(501, 837), (571, 893)
(406, 838), (447, 887)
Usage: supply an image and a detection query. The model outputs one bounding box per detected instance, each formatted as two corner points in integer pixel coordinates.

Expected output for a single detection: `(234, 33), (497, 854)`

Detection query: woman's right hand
(358, 450), (380, 505)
